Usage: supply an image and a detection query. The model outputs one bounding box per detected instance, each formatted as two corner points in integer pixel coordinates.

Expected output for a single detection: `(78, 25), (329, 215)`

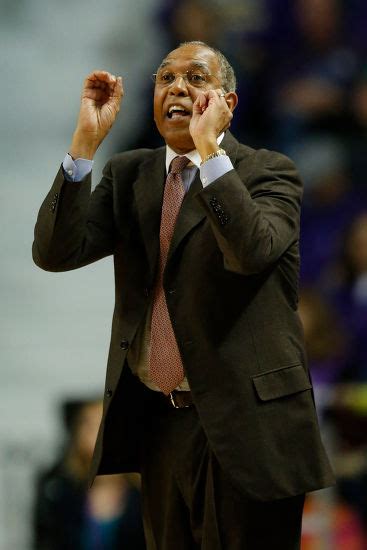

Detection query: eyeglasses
(152, 69), (221, 89)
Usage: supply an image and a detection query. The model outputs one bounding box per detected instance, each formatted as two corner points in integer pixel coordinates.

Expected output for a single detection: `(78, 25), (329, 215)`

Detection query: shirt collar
(165, 132), (225, 173)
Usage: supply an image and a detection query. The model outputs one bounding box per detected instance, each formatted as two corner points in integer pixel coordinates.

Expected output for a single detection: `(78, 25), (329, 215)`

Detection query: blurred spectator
(322, 212), (367, 381)
(351, 67), (367, 129)
(336, 213), (367, 308)
(297, 286), (367, 543)
(33, 398), (145, 549)
(125, 0), (367, 153)
(294, 136), (367, 284)
(158, 0), (224, 49)
(269, 0), (361, 153)
(299, 287), (346, 382)
(346, 65), (367, 186)
(327, 384), (367, 533)
(298, 287), (346, 419)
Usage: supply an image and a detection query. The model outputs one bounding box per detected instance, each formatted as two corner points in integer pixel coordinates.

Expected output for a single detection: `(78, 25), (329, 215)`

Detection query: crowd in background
(32, 0), (367, 547)
(33, 399), (146, 549)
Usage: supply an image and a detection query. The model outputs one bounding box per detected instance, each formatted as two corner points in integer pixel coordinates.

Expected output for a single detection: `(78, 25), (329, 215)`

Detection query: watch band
(200, 148), (227, 166)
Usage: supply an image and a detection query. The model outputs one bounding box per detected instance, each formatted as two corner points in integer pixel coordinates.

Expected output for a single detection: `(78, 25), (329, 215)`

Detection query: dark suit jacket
(33, 132), (334, 501)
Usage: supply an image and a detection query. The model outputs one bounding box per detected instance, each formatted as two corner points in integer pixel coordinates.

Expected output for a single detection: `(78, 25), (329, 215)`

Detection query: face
(153, 44), (224, 154)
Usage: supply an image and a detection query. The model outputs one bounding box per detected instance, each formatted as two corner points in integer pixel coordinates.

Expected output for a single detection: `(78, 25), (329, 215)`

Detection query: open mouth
(167, 105), (191, 119)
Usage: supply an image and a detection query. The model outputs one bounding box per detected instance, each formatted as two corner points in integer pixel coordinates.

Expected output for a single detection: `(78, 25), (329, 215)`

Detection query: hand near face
(189, 89), (233, 156)
(70, 71), (123, 159)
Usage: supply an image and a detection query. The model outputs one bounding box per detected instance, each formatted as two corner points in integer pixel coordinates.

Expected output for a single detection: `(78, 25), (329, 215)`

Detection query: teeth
(169, 105), (185, 113)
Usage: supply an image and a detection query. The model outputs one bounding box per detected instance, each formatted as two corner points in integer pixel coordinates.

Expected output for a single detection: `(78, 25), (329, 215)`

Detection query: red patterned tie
(149, 156), (190, 394)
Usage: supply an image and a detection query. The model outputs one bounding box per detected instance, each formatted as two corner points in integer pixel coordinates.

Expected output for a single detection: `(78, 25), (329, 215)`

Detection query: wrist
(193, 136), (219, 161)
(69, 130), (100, 160)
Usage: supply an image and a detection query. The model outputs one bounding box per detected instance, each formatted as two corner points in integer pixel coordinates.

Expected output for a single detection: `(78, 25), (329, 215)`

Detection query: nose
(168, 74), (189, 95)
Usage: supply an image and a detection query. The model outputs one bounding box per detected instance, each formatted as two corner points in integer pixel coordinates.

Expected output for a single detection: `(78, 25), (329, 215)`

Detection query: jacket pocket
(252, 363), (312, 402)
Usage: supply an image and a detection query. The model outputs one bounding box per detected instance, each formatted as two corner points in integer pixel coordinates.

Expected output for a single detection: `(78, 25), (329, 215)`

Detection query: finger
(214, 88), (226, 97)
(106, 77), (123, 111)
(83, 88), (111, 102)
(84, 71), (117, 91)
(200, 91), (209, 103)
(192, 93), (204, 114)
(199, 91), (209, 112)
(105, 75), (123, 100)
(206, 90), (219, 106)
(91, 73), (122, 97)
(114, 76), (124, 99)
(105, 76), (120, 96)
(207, 89), (221, 102)
(88, 70), (117, 82)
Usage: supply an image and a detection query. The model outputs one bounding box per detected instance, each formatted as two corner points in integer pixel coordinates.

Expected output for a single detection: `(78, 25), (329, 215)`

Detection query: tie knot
(170, 156), (190, 175)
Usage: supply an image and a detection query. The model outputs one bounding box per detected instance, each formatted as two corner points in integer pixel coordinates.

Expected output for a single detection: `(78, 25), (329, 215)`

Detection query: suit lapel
(167, 171), (205, 264)
(133, 148), (165, 281)
(167, 132), (239, 263)
(133, 132), (240, 277)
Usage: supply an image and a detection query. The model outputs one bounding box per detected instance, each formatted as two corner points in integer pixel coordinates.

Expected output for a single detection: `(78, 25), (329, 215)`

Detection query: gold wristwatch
(200, 148), (227, 165)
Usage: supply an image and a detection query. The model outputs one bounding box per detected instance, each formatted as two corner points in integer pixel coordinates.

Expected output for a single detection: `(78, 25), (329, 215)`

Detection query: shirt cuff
(199, 155), (234, 187)
(62, 153), (93, 182)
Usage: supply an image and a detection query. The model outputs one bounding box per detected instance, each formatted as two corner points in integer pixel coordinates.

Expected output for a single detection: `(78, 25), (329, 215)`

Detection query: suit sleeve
(196, 148), (302, 275)
(32, 160), (116, 272)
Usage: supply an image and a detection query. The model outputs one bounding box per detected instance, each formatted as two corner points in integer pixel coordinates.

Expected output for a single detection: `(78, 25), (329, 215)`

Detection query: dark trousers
(140, 397), (305, 550)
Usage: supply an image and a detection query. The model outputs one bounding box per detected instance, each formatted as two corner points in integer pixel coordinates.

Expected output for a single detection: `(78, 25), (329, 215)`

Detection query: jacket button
(49, 193), (59, 212)
(106, 389), (113, 398)
(120, 340), (129, 350)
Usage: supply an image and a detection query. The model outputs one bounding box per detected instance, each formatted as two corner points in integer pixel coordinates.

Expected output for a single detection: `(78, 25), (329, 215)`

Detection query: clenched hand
(70, 71), (123, 160)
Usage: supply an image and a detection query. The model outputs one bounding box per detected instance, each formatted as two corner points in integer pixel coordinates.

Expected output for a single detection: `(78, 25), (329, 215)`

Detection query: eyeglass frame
(151, 69), (222, 89)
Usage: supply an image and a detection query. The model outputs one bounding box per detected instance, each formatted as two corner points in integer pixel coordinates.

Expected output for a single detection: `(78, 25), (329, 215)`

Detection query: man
(33, 41), (334, 549)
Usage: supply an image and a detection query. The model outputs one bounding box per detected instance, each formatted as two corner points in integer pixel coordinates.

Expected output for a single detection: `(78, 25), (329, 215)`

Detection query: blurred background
(1, 0), (367, 548)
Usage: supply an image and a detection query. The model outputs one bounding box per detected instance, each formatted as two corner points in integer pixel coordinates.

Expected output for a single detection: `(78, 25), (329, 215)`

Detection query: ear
(223, 91), (238, 113)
